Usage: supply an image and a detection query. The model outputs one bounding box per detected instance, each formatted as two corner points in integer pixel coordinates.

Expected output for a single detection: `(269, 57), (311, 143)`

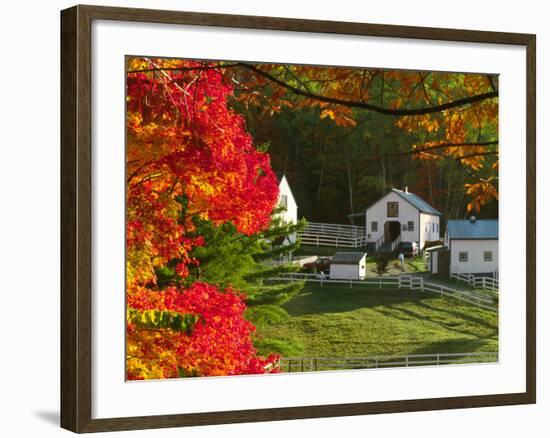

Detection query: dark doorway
(384, 221), (401, 242)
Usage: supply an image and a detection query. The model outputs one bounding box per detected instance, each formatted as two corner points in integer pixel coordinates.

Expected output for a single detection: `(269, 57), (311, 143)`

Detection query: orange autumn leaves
(126, 58), (280, 379)
(231, 64), (498, 211)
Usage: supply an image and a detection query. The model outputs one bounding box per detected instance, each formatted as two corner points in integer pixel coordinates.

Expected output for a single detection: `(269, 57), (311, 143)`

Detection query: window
(371, 221), (378, 232)
(436, 223), (439, 233)
(402, 223), (407, 231)
(279, 194), (288, 210)
(387, 202), (399, 217)
(459, 251), (468, 262)
(432, 223), (435, 233)
(484, 251), (493, 262)
(407, 221), (414, 231)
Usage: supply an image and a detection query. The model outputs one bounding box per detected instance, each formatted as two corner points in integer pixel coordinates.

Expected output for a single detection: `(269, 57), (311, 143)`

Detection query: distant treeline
(239, 106), (498, 226)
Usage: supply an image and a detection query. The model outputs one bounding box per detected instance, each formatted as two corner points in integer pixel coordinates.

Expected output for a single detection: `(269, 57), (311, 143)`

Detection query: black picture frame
(61, 4), (536, 433)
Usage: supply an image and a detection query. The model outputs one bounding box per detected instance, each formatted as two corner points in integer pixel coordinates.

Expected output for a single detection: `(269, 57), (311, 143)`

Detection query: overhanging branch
(239, 63), (499, 116)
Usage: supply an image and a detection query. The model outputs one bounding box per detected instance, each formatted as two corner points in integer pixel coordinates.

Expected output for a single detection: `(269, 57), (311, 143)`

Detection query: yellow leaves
(320, 107), (357, 127)
(425, 119), (440, 133)
(389, 98), (404, 110)
(126, 328), (180, 380)
(465, 179), (498, 212)
(320, 108), (335, 120)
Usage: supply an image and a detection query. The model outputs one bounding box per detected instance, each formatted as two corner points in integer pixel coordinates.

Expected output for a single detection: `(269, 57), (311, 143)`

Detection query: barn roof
(391, 189), (442, 216)
(331, 252), (367, 265)
(447, 219), (498, 240)
(275, 172), (285, 183)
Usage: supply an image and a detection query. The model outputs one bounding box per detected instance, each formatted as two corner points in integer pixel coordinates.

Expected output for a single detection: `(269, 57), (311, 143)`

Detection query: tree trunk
(316, 143), (326, 218)
(347, 161), (354, 223)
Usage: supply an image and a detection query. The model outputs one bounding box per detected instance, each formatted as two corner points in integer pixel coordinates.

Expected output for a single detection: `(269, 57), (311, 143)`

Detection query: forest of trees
(227, 64), (499, 225)
(241, 105), (498, 225)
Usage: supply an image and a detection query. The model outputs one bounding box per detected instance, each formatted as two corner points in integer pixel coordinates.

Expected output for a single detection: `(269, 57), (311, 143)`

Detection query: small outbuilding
(329, 252), (368, 280)
(425, 245), (447, 275)
(444, 217), (498, 276)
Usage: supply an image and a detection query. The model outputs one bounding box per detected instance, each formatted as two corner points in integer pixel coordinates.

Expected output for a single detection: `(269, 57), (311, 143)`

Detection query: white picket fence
(270, 273), (497, 310)
(280, 351), (498, 372)
(298, 222), (366, 248)
(450, 272), (499, 292)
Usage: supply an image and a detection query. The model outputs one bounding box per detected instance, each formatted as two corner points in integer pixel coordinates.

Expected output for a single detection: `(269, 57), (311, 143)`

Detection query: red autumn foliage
(126, 57), (280, 379)
(127, 282), (280, 379)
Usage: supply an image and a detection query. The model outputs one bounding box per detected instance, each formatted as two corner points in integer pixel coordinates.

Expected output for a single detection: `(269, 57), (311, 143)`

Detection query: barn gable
(358, 188), (441, 251)
(391, 189), (442, 216)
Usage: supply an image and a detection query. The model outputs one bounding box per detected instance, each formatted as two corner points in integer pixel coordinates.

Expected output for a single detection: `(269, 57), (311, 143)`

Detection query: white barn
(357, 188), (441, 252)
(444, 218), (498, 275)
(276, 173), (298, 243)
(329, 252), (368, 280)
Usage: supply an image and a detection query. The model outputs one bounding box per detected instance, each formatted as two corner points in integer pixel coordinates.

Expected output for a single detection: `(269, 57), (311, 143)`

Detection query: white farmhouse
(444, 218), (498, 275)
(329, 252), (368, 280)
(276, 173), (298, 243)
(356, 188), (441, 252)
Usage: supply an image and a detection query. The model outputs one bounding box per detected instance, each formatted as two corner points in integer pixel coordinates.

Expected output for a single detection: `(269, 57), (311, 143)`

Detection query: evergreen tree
(155, 199), (307, 356)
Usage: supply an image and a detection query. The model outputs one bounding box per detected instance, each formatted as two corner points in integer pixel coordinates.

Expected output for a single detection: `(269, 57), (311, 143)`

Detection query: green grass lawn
(255, 283), (498, 361)
(364, 254), (427, 277)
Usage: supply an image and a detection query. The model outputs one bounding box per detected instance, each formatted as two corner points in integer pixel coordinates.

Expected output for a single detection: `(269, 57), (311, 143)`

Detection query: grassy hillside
(255, 283), (498, 360)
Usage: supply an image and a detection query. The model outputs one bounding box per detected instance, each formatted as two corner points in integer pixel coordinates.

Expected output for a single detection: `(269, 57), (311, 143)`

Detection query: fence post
(350, 278), (353, 288)
(436, 354), (440, 366)
(316, 235), (319, 247)
(379, 278), (382, 289)
(405, 356), (409, 367)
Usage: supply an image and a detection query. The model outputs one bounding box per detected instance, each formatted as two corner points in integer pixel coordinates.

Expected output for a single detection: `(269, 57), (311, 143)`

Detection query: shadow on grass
(415, 299), (498, 331)
(408, 337), (498, 355)
(282, 285), (426, 317)
(371, 302), (498, 339)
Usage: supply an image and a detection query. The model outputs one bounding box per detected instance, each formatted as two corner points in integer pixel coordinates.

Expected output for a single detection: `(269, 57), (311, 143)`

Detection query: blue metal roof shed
(446, 219), (498, 239)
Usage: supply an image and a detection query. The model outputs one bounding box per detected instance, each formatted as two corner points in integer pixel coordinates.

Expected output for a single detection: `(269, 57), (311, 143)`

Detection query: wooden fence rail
(301, 222), (366, 237)
(298, 222), (367, 248)
(450, 273), (499, 293)
(297, 233), (367, 248)
(279, 351), (498, 372)
(270, 274), (497, 310)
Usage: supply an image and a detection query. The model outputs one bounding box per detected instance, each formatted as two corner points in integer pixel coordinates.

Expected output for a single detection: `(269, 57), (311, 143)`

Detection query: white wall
(277, 176), (298, 226)
(0, 1), (547, 438)
(419, 213), (441, 249)
(428, 250), (439, 274)
(365, 191), (419, 244)
(450, 239), (499, 274)
(330, 256), (366, 280)
(330, 264), (359, 280)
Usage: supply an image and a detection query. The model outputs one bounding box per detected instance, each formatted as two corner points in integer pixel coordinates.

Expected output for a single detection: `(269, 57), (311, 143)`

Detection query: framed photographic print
(60, 4), (536, 433)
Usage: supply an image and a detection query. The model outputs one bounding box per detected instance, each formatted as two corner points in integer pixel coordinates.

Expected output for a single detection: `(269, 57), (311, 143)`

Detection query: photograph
(125, 57), (500, 380)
